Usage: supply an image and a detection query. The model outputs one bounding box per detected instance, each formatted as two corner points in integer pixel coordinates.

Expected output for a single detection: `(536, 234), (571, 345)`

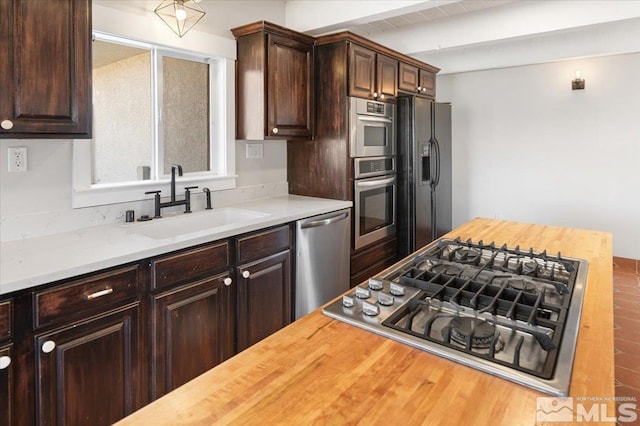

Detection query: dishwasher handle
(300, 211), (349, 229)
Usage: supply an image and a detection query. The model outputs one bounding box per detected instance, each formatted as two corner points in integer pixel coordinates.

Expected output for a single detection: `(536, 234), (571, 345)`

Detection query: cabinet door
(151, 272), (234, 399)
(348, 44), (376, 99)
(376, 54), (398, 101)
(0, 345), (12, 426)
(267, 34), (314, 139)
(398, 62), (419, 92)
(0, 0), (92, 138)
(35, 305), (142, 426)
(237, 250), (292, 351)
(419, 69), (436, 98)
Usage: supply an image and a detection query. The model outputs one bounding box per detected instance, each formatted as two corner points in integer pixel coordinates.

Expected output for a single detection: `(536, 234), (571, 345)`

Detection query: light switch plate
(246, 143), (263, 159)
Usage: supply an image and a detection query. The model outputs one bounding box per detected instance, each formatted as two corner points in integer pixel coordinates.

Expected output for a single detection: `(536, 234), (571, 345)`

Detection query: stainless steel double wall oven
(350, 97), (397, 250)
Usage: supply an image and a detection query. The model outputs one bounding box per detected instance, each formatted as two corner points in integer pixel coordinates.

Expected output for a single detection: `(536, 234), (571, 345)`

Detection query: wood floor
(613, 257), (640, 419)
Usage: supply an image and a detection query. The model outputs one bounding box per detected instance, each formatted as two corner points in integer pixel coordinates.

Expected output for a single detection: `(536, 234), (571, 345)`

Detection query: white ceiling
(94, 0), (640, 73)
(342, 0), (514, 36)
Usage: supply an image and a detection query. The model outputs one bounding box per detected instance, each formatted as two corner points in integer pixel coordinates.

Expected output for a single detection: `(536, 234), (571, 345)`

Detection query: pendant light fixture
(155, 0), (206, 38)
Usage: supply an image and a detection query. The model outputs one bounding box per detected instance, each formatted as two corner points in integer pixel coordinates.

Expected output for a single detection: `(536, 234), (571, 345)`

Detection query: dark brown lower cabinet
(0, 345), (12, 426)
(34, 304), (142, 426)
(237, 250), (291, 351)
(151, 272), (234, 399)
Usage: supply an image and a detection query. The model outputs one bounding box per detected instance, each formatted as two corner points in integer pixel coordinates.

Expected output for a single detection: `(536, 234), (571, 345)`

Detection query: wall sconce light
(572, 70), (585, 90)
(155, 0), (206, 38)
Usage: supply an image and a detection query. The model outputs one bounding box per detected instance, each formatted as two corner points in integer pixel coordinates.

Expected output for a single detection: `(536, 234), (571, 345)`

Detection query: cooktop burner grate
(322, 237), (589, 396)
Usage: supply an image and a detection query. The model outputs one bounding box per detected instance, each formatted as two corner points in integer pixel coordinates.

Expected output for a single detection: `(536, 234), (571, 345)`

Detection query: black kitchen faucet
(145, 164), (197, 218)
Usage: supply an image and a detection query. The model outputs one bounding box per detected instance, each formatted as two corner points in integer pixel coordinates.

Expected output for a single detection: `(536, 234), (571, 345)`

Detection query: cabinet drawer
(237, 225), (290, 264)
(351, 235), (398, 277)
(34, 265), (140, 328)
(152, 241), (230, 291)
(0, 300), (11, 341)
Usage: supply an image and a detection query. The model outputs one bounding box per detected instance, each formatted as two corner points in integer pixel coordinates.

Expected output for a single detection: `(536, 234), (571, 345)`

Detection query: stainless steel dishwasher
(295, 208), (351, 319)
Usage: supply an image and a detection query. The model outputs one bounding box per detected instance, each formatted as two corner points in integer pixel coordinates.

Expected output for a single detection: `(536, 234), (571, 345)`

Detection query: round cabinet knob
(380, 94), (385, 100)
(272, 127), (279, 134)
(422, 87), (427, 93)
(242, 270), (250, 279)
(0, 356), (10, 370)
(417, 86), (422, 92)
(42, 340), (56, 353)
(223, 277), (232, 286)
(1, 120), (14, 130)
(372, 92), (378, 98)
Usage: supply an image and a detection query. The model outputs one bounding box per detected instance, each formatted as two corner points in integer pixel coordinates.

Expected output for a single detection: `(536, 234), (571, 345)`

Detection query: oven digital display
(358, 158), (394, 175)
(366, 102), (386, 114)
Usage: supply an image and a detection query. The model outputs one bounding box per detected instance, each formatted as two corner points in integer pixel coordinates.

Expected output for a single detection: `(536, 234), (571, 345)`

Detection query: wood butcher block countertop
(117, 218), (615, 425)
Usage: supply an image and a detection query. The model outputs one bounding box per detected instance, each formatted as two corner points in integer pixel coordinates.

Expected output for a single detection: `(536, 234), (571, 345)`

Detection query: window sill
(72, 175), (237, 208)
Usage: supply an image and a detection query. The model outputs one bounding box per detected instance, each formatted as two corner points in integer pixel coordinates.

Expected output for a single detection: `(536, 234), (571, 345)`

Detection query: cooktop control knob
(355, 286), (371, 299)
(368, 278), (383, 291)
(389, 283), (405, 296)
(342, 295), (355, 308)
(377, 292), (394, 306)
(362, 301), (380, 316)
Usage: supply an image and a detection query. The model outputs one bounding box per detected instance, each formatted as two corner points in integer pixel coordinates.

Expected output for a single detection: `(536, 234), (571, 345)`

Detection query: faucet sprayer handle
(144, 190), (162, 218)
(185, 186), (198, 192)
(203, 187), (212, 210)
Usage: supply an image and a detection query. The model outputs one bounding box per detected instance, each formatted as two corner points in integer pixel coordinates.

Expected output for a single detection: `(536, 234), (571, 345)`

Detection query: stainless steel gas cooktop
(323, 237), (588, 396)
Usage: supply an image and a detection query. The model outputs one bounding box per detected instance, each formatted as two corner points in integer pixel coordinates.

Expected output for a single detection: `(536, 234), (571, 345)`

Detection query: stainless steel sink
(125, 207), (269, 239)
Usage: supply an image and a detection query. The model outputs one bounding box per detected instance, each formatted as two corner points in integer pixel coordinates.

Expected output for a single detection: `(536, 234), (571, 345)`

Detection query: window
(73, 32), (235, 208)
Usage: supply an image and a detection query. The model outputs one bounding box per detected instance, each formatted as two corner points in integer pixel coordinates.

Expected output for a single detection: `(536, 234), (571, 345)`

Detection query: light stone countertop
(0, 195), (352, 295)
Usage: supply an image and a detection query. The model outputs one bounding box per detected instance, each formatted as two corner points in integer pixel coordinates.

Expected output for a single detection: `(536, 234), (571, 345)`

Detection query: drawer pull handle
(1, 120), (14, 130)
(223, 277), (232, 286)
(42, 340), (56, 353)
(0, 356), (10, 369)
(85, 288), (114, 300)
(242, 270), (250, 279)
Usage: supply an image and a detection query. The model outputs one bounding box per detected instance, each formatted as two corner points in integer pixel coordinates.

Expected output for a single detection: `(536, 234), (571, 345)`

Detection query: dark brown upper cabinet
(419, 69), (436, 98)
(0, 0), (92, 138)
(349, 44), (397, 102)
(232, 21), (314, 140)
(399, 62), (436, 99)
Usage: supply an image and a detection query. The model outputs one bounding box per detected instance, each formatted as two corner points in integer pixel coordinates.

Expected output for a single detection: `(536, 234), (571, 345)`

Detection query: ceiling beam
(369, 0), (640, 56)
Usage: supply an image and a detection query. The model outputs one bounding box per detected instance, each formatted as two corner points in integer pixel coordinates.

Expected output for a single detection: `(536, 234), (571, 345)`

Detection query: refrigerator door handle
(428, 138), (437, 187)
(433, 137), (441, 187)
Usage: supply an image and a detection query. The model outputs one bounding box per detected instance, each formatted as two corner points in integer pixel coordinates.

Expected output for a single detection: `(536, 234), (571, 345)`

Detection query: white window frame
(72, 31), (236, 208)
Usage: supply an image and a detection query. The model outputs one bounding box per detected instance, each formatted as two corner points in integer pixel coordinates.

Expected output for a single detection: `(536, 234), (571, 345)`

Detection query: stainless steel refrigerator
(397, 97), (452, 257)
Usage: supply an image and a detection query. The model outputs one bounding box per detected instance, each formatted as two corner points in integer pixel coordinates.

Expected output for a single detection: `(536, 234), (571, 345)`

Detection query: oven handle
(355, 176), (395, 188)
(357, 116), (393, 124)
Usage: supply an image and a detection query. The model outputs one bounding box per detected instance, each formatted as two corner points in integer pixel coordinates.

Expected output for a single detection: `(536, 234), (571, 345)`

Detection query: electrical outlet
(245, 143), (263, 159)
(8, 147), (27, 172)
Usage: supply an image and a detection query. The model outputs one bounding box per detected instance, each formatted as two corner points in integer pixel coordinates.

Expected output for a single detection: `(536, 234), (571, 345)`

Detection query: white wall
(437, 53), (640, 259)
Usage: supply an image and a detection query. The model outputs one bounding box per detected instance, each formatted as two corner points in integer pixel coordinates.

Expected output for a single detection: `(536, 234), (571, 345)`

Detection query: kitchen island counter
(117, 218), (615, 425)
